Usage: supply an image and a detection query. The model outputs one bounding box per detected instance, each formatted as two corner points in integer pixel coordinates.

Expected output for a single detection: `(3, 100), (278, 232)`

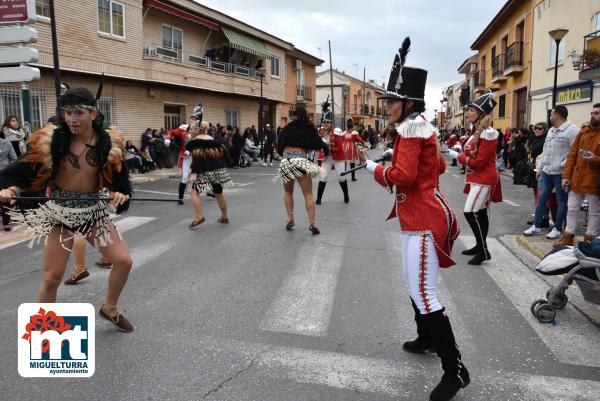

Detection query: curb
(130, 172), (181, 184)
(516, 235), (547, 259)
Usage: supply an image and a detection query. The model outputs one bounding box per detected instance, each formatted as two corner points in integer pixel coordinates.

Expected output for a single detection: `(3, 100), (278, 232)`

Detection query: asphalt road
(1, 159), (599, 401)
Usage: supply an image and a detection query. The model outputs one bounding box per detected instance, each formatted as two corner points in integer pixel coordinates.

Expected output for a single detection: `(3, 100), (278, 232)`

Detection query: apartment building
(315, 69), (386, 131)
(0, 0), (322, 142)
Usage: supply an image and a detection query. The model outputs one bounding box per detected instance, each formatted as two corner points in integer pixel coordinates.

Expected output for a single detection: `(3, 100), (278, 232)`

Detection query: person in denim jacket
(524, 105), (579, 239)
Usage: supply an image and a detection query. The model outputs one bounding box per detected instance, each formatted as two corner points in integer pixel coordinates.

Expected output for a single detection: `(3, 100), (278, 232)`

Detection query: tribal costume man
(0, 86), (134, 332)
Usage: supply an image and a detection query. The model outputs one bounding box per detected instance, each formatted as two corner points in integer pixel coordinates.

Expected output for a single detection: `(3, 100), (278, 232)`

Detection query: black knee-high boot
(476, 208), (491, 260)
(339, 180), (349, 203)
(316, 181), (326, 205)
(178, 182), (186, 205)
(350, 162), (357, 181)
(403, 299), (436, 353)
(425, 309), (470, 401)
(463, 212), (487, 265)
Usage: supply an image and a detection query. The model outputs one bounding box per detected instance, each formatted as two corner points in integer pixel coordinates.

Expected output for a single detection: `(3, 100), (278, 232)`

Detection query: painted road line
(236, 182), (255, 187)
(503, 199), (521, 207)
(452, 174), (460, 178)
(260, 229), (347, 336)
(459, 236), (600, 368)
(134, 189), (181, 197)
(115, 216), (156, 233)
(197, 335), (600, 399)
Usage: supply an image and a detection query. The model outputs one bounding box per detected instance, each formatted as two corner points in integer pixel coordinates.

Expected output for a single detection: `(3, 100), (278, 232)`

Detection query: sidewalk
(129, 167), (181, 184)
(513, 233), (600, 327)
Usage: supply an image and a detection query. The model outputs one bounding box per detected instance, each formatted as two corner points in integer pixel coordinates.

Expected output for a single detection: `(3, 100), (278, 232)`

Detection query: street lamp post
(549, 28), (569, 110)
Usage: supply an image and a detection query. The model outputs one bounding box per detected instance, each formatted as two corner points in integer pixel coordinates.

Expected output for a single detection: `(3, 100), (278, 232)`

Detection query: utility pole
(328, 40), (335, 127)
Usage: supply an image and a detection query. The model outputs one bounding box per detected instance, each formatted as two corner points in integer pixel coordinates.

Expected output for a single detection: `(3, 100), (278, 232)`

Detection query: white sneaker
(262, 163), (267, 167)
(546, 228), (561, 240)
(523, 225), (541, 236)
(269, 163), (273, 166)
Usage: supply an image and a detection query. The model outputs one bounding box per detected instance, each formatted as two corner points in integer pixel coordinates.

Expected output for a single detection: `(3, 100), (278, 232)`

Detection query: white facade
(530, 0), (600, 127)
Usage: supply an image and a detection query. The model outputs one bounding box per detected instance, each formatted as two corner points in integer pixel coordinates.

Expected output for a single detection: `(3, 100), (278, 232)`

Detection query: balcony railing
(473, 70), (485, 91)
(505, 41), (524, 70)
(377, 107), (382, 116)
(296, 86), (313, 101)
(370, 106), (375, 115)
(491, 54), (506, 80)
(143, 43), (263, 80)
(573, 30), (600, 71)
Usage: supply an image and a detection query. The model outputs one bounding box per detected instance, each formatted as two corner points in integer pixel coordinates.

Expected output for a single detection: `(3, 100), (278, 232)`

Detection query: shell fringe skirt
(187, 168), (233, 193)
(274, 152), (325, 183)
(8, 188), (117, 250)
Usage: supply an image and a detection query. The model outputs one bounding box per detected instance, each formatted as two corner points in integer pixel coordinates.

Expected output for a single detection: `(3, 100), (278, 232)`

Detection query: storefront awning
(221, 26), (270, 59)
(145, 0), (220, 31)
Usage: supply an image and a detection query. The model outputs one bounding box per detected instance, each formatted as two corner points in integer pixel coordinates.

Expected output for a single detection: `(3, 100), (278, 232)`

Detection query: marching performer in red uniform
(457, 90), (502, 265)
(342, 119), (366, 181)
(316, 111), (350, 204)
(168, 120), (192, 205)
(365, 38), (469, 401)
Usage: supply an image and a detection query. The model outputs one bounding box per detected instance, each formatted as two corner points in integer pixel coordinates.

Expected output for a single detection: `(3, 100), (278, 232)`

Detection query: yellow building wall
(475, 0), (535, 131)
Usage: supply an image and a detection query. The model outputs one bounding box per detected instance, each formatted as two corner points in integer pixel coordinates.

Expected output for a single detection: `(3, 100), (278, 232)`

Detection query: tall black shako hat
(379, 37), (427, 102)
(191, 104), (204, 121)
(468, 89), (496, 115)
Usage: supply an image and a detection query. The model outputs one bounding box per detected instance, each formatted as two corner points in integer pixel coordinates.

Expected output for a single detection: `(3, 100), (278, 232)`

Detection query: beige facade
(316, 70), (386, 131)
(443, 80), (467, 130)
(530, 0), (600, 127)
(0, 0), (321, 143)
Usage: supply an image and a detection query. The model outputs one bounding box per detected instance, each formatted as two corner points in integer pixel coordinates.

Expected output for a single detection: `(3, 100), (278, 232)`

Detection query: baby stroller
(531, 241), (600, 323)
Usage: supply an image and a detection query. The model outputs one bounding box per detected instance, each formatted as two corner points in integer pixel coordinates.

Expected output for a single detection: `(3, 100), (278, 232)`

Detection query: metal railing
(573, 30), (600, 71)
(473, 70), (485, 89)
(492, 54), (505, 78)
(143, 43), (263, 80)
(296, 86), (313, 101)
(505, 41), (524, 69)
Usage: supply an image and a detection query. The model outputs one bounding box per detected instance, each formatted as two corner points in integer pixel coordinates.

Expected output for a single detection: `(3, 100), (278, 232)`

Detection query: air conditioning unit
(295, 59), (302, 71)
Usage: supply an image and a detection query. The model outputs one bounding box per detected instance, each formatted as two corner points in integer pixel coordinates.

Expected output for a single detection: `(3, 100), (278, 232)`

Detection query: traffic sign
(0, 0), (36, 25)
(0, 66), (40, 83)
(0, 25), (37, 43)
(0, 47), (38, 64)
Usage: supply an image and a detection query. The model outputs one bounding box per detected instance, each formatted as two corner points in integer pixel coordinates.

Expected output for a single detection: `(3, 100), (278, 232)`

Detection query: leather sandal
(217, 217), (229, 224)
(309, 223), (320, 235)
(64, 269), (89, 285)
(188, 216), (206, 229)
(94, 260), (113, 269)
(99, 305), (134, 332)
(286, 219), (295, 230)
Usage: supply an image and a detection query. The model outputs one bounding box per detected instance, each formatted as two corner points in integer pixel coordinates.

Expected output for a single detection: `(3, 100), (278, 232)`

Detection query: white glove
(447, 150), (458, 159)
(383, 148), (393, 158)
(183, 150), (190, 157)
(164, 139), (171, 147)
(365, 160), (377, 175)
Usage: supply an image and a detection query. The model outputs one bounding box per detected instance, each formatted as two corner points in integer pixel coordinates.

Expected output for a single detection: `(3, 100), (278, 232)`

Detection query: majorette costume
(168, 122), (190, 204)
(369, 38), (469, 401)
(457, 90), (502, 265)
(274, 114), (328, 184)
(342, 119), (366, 181)
(316, 111), (350, 204)
(0, 89), (131, 250)
(186, 134), (233, 195)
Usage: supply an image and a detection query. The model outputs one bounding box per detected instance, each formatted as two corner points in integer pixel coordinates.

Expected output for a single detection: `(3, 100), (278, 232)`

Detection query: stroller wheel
(531, 299), (547, 316)
(534, 303), (556, 323)
(548, 293), (568, 310)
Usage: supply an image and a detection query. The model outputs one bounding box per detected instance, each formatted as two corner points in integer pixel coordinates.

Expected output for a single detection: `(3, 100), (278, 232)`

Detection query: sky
(198, 0), (507, 119)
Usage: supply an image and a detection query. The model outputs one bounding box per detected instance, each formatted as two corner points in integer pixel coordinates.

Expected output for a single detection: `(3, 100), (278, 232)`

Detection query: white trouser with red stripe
(463, 183), (490, 213)
(401, 233), (443, 315)
(320, 157), (347, 182)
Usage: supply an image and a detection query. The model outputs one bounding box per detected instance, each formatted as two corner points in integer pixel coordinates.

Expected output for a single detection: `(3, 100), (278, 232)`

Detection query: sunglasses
(534, 126), (544, 130)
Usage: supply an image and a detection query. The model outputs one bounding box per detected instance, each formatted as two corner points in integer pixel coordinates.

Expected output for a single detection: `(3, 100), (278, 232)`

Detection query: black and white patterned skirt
(187, 168), (233, 193)
(274, 151), (325, 183)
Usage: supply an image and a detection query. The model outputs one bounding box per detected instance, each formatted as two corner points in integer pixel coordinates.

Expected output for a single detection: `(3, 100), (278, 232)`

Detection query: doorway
(164, 104), (183, 131)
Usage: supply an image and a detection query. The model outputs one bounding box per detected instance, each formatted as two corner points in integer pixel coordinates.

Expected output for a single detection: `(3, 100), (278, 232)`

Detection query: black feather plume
(95, 72), (105, 103)
(399, 37), (411, 66)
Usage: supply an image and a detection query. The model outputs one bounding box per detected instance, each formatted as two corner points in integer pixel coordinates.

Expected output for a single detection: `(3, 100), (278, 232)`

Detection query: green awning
(222, 26), (270, 59)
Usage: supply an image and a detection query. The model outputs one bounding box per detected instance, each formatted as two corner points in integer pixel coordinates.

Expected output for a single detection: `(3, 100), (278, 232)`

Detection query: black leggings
(263, 144), (274, 163)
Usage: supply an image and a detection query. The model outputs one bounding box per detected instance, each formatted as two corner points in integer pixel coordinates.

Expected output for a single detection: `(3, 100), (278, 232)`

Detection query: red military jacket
(167, 127), (189, 168)
(317, 128), (338, 161)
(341, 129), (366, 161)
(373, 114), (459, 268)
(457, 127), (502, 203)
